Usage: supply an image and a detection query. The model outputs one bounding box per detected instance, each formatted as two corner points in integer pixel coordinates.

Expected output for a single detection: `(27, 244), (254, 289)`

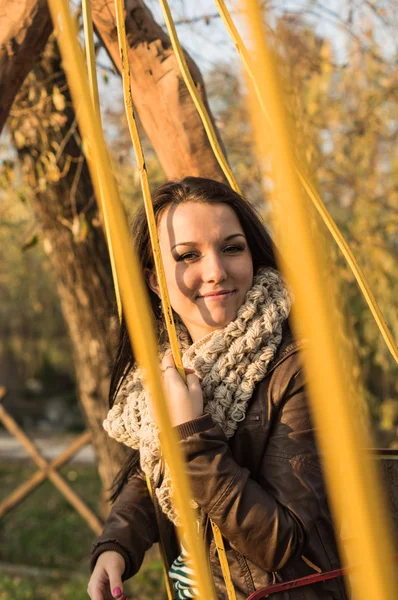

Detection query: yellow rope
(113, 0), (184, 379)
(158, 0), (241, 193)
(296, 170), (398, 363)
(112, 1), (217, 598)
(210, 521), (237, 600)
(213, 0), (398, 364)
(156, 4), (242, 590)
(82, 1), (229, 595)
(81, 0), (101, 115)
(81, 3), (173, 596)
(81, 0), (122, 320)
(244, 2), (397, 598)
(47, 1), (216, 598)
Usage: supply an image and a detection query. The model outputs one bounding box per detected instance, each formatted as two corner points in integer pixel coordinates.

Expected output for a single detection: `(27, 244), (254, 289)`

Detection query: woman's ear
(144, 268), (160, 298)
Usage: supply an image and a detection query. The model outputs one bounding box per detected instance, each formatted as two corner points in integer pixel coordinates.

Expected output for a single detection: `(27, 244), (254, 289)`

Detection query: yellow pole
(113, 0), (184, 379)
(213, 0), (398, 365)
(113, 3), (236, 597)
(81, 0), (122, 319)
(158, 0), (241, 193)
(296, 169), (398, 364)
(243, 2), (397, 599)
(81, 0), (101, 116)
(47, 1), (216, 598)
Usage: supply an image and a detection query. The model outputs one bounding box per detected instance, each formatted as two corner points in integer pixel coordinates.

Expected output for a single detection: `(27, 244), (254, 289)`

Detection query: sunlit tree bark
(0, 0), (226, 182)
(91, 0), (226, 180)
(0, 0), (52, 132)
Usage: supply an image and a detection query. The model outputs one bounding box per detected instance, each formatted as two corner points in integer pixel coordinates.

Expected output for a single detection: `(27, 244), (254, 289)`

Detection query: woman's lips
(199, 290), (236, 301)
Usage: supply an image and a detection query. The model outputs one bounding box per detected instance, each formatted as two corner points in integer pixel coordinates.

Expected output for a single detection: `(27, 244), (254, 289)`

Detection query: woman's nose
(202, 253), (227, 283)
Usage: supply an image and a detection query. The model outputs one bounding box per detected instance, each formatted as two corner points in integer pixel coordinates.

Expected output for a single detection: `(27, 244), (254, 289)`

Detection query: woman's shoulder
(269, 322), (307, 374)
(258, 325), (307, 407)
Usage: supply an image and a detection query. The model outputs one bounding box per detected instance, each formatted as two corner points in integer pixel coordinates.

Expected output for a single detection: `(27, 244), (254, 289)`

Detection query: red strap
(246, 567), (349, 599)
(246, 554), (398, 599)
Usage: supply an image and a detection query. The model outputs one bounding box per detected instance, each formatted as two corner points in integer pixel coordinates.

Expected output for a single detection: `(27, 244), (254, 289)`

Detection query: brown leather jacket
(91, 335), (348, 600)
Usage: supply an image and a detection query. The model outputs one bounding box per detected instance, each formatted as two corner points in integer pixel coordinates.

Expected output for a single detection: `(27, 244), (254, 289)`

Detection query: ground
(0, 462), (166, 599)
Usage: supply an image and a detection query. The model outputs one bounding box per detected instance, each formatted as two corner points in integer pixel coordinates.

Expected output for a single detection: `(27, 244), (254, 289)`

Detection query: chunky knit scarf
(103, 267), (291, 525)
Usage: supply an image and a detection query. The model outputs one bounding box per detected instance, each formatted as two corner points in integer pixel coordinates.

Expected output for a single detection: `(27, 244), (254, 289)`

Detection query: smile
(199, 291), (236, 301)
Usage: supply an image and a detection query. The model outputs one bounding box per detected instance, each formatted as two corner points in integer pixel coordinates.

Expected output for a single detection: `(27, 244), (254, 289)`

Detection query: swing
(46, 0), (398, 597)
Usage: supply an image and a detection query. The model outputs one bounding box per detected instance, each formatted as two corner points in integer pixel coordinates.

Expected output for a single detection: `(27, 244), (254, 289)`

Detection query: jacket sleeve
(177, 356), (328, 572)
(90, 467), (159, 580)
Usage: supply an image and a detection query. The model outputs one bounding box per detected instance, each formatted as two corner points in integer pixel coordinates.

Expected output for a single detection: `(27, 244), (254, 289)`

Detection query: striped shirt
(169, 544), (199, 599)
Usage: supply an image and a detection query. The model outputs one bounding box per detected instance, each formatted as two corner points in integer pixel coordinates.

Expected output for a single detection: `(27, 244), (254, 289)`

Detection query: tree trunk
(91, 0), (226, 181)
(7, 37), (127, 516)
(0, 0), (52, 132)
(1, 0), (226, 183)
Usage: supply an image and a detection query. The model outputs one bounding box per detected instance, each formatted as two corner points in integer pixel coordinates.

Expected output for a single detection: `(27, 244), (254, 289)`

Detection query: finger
(88, 582), (105, 600)
(109, 575), (124, 598)
(161, 352), (175, 370)
(186, 372), (201, 393)
(186, 370), (199, 380)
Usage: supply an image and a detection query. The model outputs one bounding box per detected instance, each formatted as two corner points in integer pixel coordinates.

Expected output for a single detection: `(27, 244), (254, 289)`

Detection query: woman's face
(148, 201), (254, 342)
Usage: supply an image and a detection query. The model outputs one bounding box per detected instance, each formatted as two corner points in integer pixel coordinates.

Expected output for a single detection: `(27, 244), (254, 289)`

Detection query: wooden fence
(0, 386), (103, 535)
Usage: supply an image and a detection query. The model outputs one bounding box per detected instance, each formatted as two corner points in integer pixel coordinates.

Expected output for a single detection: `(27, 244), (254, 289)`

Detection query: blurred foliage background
(0, 0), (397, 597)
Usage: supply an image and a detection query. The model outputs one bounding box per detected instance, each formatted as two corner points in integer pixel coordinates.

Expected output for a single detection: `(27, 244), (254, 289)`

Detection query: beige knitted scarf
(103, 267), (291, 525)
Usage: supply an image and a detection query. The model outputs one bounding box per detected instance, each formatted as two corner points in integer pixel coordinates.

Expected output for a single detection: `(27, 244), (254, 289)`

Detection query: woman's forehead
(158, 202), (243, 241)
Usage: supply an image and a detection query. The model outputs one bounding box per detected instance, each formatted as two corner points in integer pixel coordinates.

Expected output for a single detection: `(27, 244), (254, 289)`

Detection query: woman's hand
(159, 353), (204, 427)
(87, 551), (129, 600)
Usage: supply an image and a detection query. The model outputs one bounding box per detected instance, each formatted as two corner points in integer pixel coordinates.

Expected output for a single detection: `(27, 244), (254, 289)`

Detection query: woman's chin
(207, 308), (236, 328)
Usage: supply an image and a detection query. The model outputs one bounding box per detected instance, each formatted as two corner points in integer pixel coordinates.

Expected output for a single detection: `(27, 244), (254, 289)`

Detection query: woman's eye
(177, 252), (198, 262)
(224, 244), (245, 253)
(176, 244), (245, 262)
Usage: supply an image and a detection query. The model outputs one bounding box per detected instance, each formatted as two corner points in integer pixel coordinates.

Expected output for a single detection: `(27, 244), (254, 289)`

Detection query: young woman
(87, 177), (348, 600)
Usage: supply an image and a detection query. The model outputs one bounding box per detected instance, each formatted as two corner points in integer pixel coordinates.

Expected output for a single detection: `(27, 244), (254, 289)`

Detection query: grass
(0, 562), (167, 600)
(0, 463), (166, 599)
(0, 574), (89, 600)
(0, 463), (101, 570)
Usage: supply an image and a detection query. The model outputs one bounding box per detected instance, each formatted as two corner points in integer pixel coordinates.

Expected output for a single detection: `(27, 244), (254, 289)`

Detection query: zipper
(232, 549), (255, 595)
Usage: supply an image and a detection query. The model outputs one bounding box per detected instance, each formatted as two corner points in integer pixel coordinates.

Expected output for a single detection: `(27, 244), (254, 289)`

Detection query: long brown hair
(109, 176), (280, 500)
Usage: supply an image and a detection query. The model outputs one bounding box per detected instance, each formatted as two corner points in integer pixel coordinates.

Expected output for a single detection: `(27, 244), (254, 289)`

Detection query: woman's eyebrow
(171, 233), (245, 251)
